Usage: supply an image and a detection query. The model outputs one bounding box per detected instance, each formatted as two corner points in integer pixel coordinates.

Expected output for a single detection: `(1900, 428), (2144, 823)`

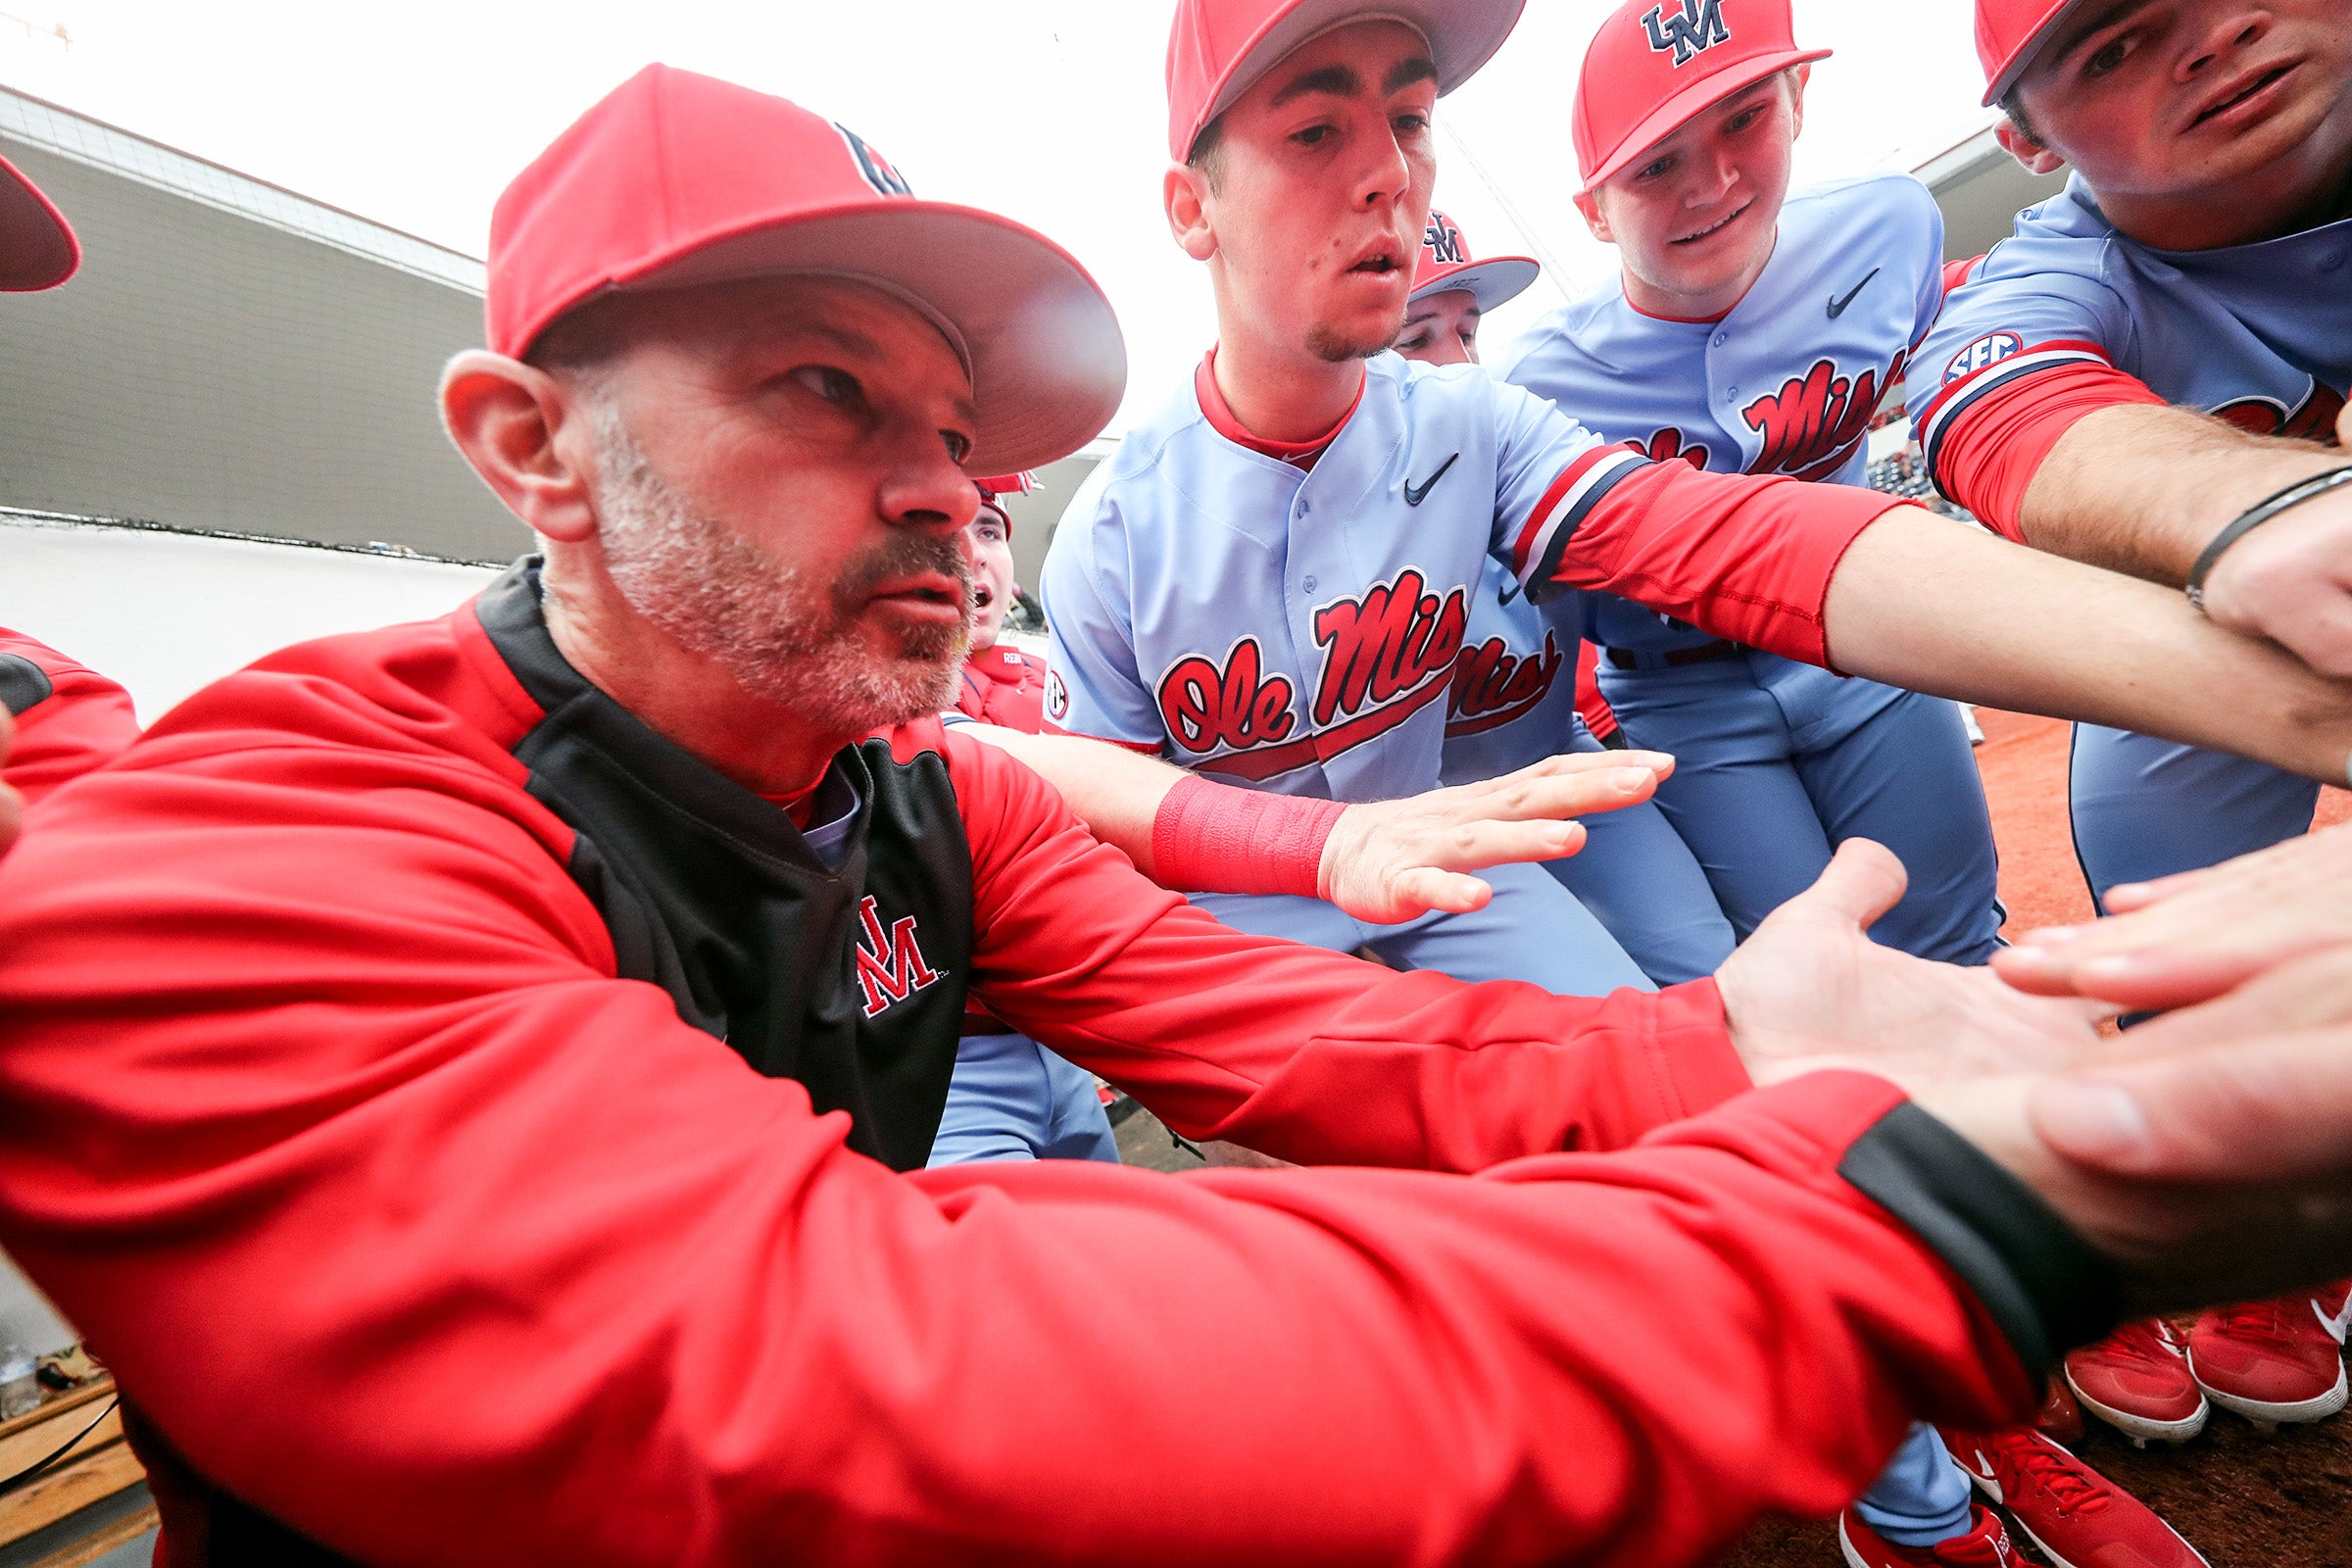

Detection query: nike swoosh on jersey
(1403, 452), (1461, 507)
(1827, 268), (1882, 319)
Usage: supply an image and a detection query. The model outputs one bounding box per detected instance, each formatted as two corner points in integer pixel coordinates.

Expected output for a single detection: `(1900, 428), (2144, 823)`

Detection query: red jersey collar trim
(1619, 288), (1730, 325)
(1194, 349), (1363, 466)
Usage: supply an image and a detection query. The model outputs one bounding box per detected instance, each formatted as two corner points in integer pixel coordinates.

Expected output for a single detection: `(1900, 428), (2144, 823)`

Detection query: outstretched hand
(1995, 821), (2352, 1011)
(1917, 949), (2352, 1312)
(1317, 751), (1674, 924)
(1716, 840), (2109, 1092)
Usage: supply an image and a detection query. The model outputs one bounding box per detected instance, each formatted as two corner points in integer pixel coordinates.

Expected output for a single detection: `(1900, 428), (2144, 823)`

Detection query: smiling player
(1494, 0), (2003, 971)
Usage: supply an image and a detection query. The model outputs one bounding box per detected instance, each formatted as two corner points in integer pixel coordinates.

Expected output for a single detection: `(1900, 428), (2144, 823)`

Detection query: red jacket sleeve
(0, 695), (2065, 1568)
(0, 630), (139, 805)
(908, 725), (1744, 1171)
(1530, 459), (1901, 669)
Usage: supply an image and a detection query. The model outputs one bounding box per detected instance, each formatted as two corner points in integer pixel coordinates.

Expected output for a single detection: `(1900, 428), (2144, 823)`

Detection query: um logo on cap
(1642, 0), (1732, 65)
(835, 124), (914, 198)
(1423, 213), (1466, 267)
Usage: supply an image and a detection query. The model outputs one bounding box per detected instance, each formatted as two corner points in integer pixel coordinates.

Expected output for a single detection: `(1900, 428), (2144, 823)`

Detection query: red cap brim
(1180, 0), (1526, 161)
(618, 201), (1125, 476)
(1408, 254), (1540, 312)
(1980, 0), (2082, 106)
(0, 155), (78, 292)
(1577, 46), (1832, 195)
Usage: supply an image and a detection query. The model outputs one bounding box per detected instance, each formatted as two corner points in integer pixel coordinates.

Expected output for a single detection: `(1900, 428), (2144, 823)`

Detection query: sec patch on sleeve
(1944, 332), (2024, 385)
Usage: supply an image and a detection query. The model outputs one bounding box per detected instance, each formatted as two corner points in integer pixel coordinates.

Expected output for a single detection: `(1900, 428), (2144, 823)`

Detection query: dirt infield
(1721, 710), (2352, 1568)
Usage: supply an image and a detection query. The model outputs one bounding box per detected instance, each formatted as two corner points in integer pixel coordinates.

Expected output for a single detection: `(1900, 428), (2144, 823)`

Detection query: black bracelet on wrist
(2185, 465), (2352, 611)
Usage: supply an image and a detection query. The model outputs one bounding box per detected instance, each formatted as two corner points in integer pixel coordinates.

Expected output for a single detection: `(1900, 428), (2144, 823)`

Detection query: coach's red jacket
(0, 628), (137, 803)
(0, 564), (2107, 1567)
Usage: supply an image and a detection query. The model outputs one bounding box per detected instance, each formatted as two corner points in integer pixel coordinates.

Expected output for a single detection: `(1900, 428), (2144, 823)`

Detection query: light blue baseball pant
(1855, 1424), (1976, 1546)
(1599, 651), (2004, 964)
(2069, 725), (2319, 911)
(1544, 721), (1736, 986)
(927, 1030), (1120, 1167)
(1187, 857), (1655, 994)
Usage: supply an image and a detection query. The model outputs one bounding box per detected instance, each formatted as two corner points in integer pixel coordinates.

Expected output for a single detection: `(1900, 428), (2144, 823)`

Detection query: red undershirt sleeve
(1533, 460), (1902, 669)
(1928, 364), (2171, 541)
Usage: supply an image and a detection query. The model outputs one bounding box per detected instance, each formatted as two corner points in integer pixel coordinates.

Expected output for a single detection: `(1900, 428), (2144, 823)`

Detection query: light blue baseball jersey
(1496, 172), (1943, 654)
(1912, 172), (2350, 486)
(1041, 354), (1643, 802)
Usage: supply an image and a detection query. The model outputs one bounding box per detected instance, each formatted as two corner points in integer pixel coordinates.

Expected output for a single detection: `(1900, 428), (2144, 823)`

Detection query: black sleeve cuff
(0, 655), (54, 718)
(1838, 1101), (2123, 1383)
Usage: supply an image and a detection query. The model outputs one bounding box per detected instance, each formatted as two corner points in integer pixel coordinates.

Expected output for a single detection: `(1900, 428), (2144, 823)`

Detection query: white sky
(0, 1), (2002, 434)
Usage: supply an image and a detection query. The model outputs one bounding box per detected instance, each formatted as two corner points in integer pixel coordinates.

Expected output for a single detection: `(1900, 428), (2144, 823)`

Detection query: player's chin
(1306, 311), (1406, 365)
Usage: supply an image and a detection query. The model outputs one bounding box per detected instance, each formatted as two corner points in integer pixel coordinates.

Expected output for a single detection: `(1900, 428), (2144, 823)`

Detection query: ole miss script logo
(1448, 629), (1565, 738)
(1742, 353), (1905, 481)
(853, 896), (940, 1020)
(1156, 568), (1469, 782)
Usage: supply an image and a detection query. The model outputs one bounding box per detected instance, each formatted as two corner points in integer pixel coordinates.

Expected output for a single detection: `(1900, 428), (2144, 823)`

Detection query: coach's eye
(942, 429), (973, 464)
(790, 365), (866, 410)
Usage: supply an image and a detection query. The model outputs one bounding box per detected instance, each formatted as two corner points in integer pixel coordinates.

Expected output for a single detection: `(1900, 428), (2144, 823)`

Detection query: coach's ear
(1164, 163), (1219, 263)
(1994, 117), (2065, 176)
(439, 351), (602, 545)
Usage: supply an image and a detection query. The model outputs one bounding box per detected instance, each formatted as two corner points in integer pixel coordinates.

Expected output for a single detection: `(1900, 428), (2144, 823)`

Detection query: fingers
(1446, 764), (1662, 827)
(2033, 1026), (2352, 1183)
(1411, 818), (1588, 875)
(2086, 948), (2352, 1062)
(1382, 866), (1495, 920)
(1772, 838), (1908, 934)
(1993, 942), (2267, 1010)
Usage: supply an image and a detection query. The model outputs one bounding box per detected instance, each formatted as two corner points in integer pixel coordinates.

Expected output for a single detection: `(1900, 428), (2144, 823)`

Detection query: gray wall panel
(0, 137), (525, 562)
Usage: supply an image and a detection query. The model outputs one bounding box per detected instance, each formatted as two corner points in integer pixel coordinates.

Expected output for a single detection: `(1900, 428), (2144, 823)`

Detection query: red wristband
(1150, 774), (1348, 899)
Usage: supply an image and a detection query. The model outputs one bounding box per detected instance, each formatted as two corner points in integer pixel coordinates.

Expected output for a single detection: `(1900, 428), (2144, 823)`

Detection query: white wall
(0, 514), (503, 723)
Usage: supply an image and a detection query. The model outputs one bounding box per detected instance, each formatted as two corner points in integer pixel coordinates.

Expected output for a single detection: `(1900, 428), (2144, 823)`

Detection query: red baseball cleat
(2063, 1319), (2208, 1446)
(1838, 1503), (2013, 1567)
(1940, 1427), (2209, 1568)
(2188, 1293), (2350, 1429)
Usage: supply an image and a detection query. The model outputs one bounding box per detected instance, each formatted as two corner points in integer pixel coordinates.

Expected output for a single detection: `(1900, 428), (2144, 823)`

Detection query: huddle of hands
(1330, 748), (2352, 1313)
(2, 701), (2343, 1312)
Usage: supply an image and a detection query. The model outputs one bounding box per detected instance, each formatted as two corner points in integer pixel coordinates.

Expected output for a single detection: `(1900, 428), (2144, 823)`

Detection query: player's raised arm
(1494, 406), (2352, 787)
(960, 721), (1674, 923)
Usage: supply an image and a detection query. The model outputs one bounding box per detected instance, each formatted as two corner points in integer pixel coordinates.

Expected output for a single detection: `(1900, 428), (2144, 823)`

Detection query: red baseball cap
(973, 471), (1036, 535)
(0, 154), (78, 292)
(488, 65), (1125, 474)
(1407, 209), (1538, 312)
(1165, 0), (1527, 163)
(1976, 0), (2082, 107)
(1573, 0), (1831, 195)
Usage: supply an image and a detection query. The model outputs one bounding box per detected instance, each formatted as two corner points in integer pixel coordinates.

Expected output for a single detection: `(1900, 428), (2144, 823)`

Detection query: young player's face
(965, 504), (1016, 652)
(1192, 21), (1440, 365)
(1581, 75), (1801, 310)
(564, 277), (981, 731)
(2009, 0), (2352, 211)
(1396, 288), (1482, 366)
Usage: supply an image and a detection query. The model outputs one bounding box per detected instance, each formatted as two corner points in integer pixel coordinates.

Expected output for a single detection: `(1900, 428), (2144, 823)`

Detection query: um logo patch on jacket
(854, 896), (942, 1019)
